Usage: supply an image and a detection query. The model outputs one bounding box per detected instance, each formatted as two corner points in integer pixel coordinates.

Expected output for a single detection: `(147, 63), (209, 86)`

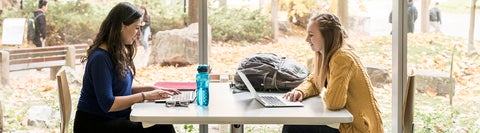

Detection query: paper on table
(154, 81), (196, 91)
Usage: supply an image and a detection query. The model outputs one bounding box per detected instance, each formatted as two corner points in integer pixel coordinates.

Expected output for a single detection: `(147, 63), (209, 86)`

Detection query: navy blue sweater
(77, 48), (133, 120)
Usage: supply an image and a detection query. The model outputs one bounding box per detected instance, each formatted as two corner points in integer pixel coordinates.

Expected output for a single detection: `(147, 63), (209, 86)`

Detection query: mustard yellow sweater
(295, 49), (384, 133)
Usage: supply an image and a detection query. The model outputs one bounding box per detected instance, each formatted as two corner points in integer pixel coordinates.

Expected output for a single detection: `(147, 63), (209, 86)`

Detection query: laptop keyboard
(171, 91), (194, 101)
(261, 96), (284, 105)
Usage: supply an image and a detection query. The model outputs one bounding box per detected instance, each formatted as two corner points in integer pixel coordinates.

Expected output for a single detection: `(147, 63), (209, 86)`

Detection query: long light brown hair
(310, 13), (348, 88)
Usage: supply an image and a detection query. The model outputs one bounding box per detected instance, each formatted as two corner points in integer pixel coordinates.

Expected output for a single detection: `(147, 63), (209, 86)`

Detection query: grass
(414, 93), (480, 132)
(352, 33), (480, 132)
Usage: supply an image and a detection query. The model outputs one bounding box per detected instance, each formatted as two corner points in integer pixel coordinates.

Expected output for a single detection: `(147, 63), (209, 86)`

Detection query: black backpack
(233, 53), (309, 92)
(27, 13), (44, 41)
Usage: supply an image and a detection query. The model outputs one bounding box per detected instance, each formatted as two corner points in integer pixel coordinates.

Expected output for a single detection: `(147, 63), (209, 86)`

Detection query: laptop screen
(236, 71), (262, 100)
(237, 71), (304, 107)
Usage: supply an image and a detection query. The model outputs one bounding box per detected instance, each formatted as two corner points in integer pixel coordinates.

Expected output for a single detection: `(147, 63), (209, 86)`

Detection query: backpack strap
(31, 13), (44, 29)
(271, 71), (281, 92)
(271, 57), (287, 92)
(33, 13), (45, 20)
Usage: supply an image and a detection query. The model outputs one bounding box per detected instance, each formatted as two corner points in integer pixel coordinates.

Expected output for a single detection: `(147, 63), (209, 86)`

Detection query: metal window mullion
(199, 0), (208, 65)
(392, 0), (408, 133)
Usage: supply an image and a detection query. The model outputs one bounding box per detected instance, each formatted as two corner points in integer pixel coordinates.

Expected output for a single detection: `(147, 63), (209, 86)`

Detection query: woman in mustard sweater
(282, 13), (384, 133)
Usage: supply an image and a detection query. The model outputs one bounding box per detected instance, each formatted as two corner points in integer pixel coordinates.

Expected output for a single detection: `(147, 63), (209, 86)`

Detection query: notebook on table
(153, 81), (197, 103)
(237, 71), (303, 107)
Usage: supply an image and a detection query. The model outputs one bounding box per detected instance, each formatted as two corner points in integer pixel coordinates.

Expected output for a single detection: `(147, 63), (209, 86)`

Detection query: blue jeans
(141, 26), (151, 52)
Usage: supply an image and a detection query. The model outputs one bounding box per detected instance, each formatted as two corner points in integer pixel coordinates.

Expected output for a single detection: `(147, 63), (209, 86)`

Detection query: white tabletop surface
(130, 83), (353, 125)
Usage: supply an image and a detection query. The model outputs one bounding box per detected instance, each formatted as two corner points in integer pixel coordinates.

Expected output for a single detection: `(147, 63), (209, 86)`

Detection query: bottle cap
(197, 64), (209, 72)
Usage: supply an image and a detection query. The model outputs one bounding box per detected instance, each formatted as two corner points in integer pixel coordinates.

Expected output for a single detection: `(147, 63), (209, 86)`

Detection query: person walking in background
(282, 13), (383, 133)
(73, 2), (178, 132)
(33, 0), (48, 47)
(389, 0), (418, 34)
(406, 0), (418, 33)
(139, 5), (151, 54)
(429, 2), (442, 33)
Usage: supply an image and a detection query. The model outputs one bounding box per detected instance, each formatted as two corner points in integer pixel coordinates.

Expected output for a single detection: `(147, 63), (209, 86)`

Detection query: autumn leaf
(43, 85), (54, 92)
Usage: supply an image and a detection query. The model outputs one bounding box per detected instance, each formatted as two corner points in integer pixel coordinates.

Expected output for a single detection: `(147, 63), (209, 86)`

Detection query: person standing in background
(389, 0), (418, 34)
(406, 0), (418, 33)
(139, 5), (151, 54)
(429, 2), (442, 33)
(33, 0), (48, 47)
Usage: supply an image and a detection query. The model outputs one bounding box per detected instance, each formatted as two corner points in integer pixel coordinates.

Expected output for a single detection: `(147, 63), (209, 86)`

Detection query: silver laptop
(155, 90), (196, 103)
(237, 71), (303, 107)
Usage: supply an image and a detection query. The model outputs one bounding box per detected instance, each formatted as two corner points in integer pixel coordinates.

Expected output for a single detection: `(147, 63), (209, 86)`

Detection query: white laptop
(155, 90), (196, 103)
(237, 71), (303, 107)
(153, 81), (197, 103)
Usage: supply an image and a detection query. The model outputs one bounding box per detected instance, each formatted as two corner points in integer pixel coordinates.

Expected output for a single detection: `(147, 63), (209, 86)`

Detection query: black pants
(282, 125), (339, 133)
(33, 37), (42, 47)
(74, 110), (175, 133)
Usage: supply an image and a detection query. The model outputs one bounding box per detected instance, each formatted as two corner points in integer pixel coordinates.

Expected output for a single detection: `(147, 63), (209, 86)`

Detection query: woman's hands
(283, 90), (303, 102)
(158, 87), (181, 95)
(142, 86), (181, 100)
(143, 90), (173, 100)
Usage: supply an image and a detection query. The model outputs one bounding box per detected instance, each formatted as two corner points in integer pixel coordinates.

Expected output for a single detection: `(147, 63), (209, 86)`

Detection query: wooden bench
(0, 44), (88, 89)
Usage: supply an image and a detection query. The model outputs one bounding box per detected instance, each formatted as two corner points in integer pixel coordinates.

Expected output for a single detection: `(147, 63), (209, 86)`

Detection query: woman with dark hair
(73, 2), (178, 133)
(282, 13), (383, 133)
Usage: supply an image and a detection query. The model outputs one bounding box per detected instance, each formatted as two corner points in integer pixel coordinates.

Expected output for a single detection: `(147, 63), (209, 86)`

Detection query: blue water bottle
(196, 64), (210, 107)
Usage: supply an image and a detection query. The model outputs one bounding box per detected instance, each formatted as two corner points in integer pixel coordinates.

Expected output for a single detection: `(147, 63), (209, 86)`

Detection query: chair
(403, 75), (415, 133)
(57, 69), (72, 133)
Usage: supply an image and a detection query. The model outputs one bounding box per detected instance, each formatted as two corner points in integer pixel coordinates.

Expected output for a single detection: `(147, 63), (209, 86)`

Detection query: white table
(130, 83), (353, 133)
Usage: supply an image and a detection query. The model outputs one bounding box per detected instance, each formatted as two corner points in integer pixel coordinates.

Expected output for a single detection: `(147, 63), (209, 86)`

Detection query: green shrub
(0, 1), (107, 45)
(1, 1), (270, 44)
(1, 0), (186, 45)
(208, 7), (271, 42)
(279, 0), (317, 28)
(135, 1), (272, 42)
(134, 0), (187, 34)
(0, 0), (37, 36)
(46, 1), (107, 45)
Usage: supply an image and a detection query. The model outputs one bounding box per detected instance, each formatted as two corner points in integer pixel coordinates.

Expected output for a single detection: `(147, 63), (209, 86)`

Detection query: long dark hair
(82, 2), (142, 80)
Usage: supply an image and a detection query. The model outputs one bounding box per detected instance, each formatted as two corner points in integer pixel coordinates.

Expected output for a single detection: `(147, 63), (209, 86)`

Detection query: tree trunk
(188, 0), (199, 25)
(337, 0), (348, 30)
(271, 0), (279, 41)
(421, 0), (431, 33)
(468, 0), (477, 54)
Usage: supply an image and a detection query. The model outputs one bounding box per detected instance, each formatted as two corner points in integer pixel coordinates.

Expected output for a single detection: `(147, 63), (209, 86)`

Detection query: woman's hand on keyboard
(283, 90), (303, 102)
(154, 86), (181, 95)
(145, 90), (173, 100)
